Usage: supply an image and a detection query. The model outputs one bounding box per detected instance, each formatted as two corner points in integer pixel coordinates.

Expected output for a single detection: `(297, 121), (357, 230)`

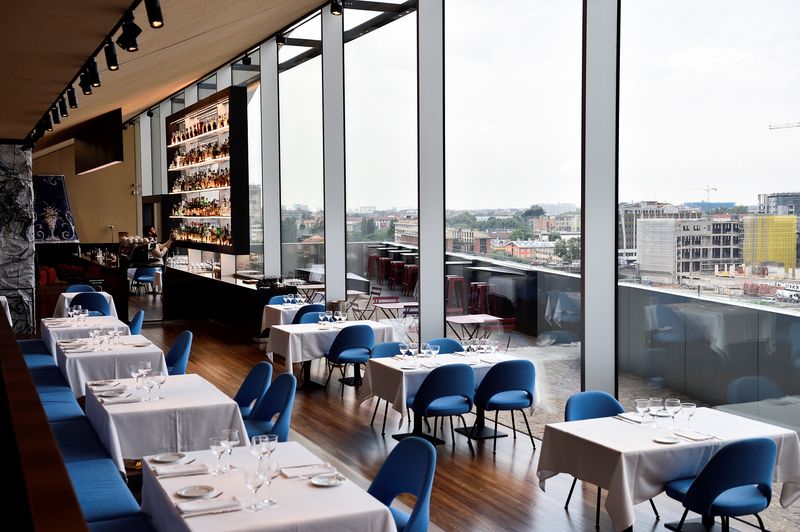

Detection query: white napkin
(100, 395), (142, 405)
(92, 384), (127, 393)
(155, 462), (210, 478)
(618, 412), (642, 423)
(177, 497), (242, 516)
(280, 463), (336, 478)
(673, 429), (714, 441)
(63, 346), (96, 353)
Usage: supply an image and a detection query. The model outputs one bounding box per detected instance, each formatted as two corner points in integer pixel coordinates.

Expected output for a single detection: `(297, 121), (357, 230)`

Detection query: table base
(454, 425), (508, 440)
(392, 432), (445, 446)
(299, 361), (326, 391)
(664, 517), (745, 532)
(338, 376), (361, 387)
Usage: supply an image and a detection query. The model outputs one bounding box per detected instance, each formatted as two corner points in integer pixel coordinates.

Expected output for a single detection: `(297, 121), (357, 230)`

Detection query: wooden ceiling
(1, 0), (323, 143)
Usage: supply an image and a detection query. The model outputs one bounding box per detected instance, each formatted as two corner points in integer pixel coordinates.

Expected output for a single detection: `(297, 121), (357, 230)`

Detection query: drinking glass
(209, 437), (226, 475)
(420, 343), (431, 358)
(67, 306), (76, 320)
(680, 402), (696, 428)
(89, 328), (99, 347)
(79, 309), (90, 326)
(648, 398), (663, 415)
(430, 344), (440, 357)
(220, 429), (240, 471)
(635, 399), (650, 425)
(244, 467), (266, 511)
(282, 295), (289, 305)
(298, 295), (306, 305)
(143, 371), (157, 401)
(262, 436), (279, 507)
(398, 343), (409, 357)
(324, 311), (333, 323)
(407, 342), (418, 360)
(250, 435), (270, 466)
(334, 311), (342, 323)
(152, 373), (167, 400)
(289, 294), (297, 304)
(317, 312), (327, 326)
(665, 398), (682, 430)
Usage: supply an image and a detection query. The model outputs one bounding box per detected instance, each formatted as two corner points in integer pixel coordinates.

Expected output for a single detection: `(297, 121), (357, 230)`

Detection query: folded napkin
(673, 429), (714, 441)
(177, 497), (242, 517)
(617, 412), (642, 423)
(63, 347), (96, 353)
(100, 395), (142, 405)
(420, 362), (439, 369)
(155, 462), (210, 478)
(92, 384), (127, 393)
(280, 463), (336, 478)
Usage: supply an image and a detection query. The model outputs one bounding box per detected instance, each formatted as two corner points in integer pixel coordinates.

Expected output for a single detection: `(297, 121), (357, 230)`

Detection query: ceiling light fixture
(87, 58), (101, 87)
(104, 40), (119, 71)
(58, 96), (69, 117)
(330, 0), (343, 16)
(146, 109), (154, 118)
(43, 114), (53, 132)
(67, 86), (79, 108)
(117, 11), (142, 52)
(276, 34), (286, 47)
(144, 0), (164, 28)
(50, 107), (61, 125)
(242, 53), (251, 66)
(79, 73), (93, 95)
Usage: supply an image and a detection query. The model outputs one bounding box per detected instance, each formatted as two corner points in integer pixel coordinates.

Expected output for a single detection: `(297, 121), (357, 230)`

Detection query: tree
(522, 204), (545, 218)
(554, 237), (581, 262)
(282, 216), (298, 242)
(388, 220), (396, 241)
(361, 217), (376, 237)
(447, 211), (477, 228)
(548, 231), (561, 241)
(510, 227), (533, 241)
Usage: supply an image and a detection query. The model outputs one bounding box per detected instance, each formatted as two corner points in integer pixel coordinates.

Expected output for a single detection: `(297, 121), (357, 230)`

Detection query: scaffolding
(742, 215), (797, 276)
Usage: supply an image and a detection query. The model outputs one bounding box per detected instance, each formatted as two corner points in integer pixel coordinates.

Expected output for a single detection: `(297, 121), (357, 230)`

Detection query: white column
(322, 9), (346, 303)
(582, 0), (619, 394)
(217, 65), (232, 90)
(261, 39), (282, 275)
(418, 0), (445, 341)
(157, 100), (171, 195)
(184, 84), (198, 106)
(137, 115), (153, 196)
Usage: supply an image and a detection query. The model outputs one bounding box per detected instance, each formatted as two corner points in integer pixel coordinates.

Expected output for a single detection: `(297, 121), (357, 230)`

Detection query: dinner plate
(176, 485), (216, 498)
(97, 389), (127, 398)
(89, 380), (116, 387)
(400, 365), (418, 370)
(653, 436), (680, 445)
(128, 342), (151, 348)
(152, 452), (186, 463)
(310, 473), (346, 487)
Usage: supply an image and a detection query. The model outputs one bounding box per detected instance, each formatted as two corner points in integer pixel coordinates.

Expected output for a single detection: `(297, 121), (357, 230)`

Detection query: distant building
(503, 240), (556, 262)
(530, 215), (556, 232)
(555, 211), (581, 233)
(758, 192), (800, 215)
(742, 215), (797, 276)
(539, 203), (577, 216)
(618, 201), (702, 264)
(395, 218), (419, 246)
(683, 201), (736, 212)
(446, 227), (491, 255)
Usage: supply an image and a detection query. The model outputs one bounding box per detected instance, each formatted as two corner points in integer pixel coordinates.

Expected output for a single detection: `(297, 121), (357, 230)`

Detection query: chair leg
(674, 509), (688, 531)
(424, 417), (431, 432)
(564, 477), (577, 509)
(458, 414), (474, 454)
(753, 513), (766, 531)
(595, 488), (601, 529)
(493, 411), (499, 454)
(510, 410), (517, 439)
(324, 363), (334, 388)
(371, 399), (380, 427)
(521, 410), (536, 451)
(649, 499), (660, 520)
(721, 516), (729, 532)
(449, 416), (456, 448)
(433, 417), (438, 440)
(340, 365), (346, 397)
(381, 401), (389, 436)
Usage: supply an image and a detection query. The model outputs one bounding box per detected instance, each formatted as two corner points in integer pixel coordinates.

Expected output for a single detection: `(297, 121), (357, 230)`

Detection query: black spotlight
(276, 34), (286, 47)
(79, 73), (93, 95)
(87, 58), (101, 87)
(330, 0), (343, 16)
(67, 86), (79, 108)
(43, 114), (53, 132)
(146, 109), (154, 118)
(58, 96), (68, 117)
(104, 40), (119, 71)
(50, 107), (61, 125)
(144, 0), (164, 28)
(242, 53), (251, 66)
(117, 12), (142, 52)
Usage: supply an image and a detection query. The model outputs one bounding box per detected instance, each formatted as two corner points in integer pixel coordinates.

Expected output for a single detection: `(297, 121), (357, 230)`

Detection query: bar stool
(367, 255), (381, 281)
(445, 275), (466, 313)
(378, 258), (392, 286)
(389, 261), (405, 290)
(402, 265), (419, 296)
(469, 282), (489, 314)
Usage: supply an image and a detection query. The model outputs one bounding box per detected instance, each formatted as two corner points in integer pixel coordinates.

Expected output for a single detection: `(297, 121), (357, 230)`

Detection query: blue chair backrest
(683, 438), (777, 516)
(234, 362), (273, 410)
(129, 309), (145, 335)
(371, 342), (402, 358)
(298, 312), (323, 324)
(474, 360), (536, 409)
(326, 325), (375, 363)
(564, 390), (624, 422)
(727, 376), (784, 404)
(70, 292), (111, 316)
(134, 267), (157, 280)
(250, 373), (297, 442)
(368, 436), (437, 532)
(412, 364), (475, 413)
(427, 337), (463, 354)
(292, 304), (325, 325)
(166, 331), (193, 375)
(268, 295), (287, 305)
(66, 284), (95, 293)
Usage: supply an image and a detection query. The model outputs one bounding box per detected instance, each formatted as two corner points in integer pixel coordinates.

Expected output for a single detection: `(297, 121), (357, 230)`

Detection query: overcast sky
(278, 0), (799, 212)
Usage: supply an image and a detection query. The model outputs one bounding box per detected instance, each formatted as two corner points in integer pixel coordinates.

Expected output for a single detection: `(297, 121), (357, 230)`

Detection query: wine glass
(152, 373), (167, 400)
(398, 342), (409, 358)
(209, 437), (226, 475)
(649, 397), (664, 428)
(220, 429), (240, 471)
(79, 309), (90, 326)
(430, 344), (440, 357)
(282, 295), (289, 305)
(680, 402), (696, 429)
(250, 435), (270, 466)
(67, 305), (76, 321)
(324, 311), (333, 323)
(262, 434), (279, 506)
(243, 467), (266, 511)
(407, 342), (418, 360)
(635, 399), (650, 425)
(420, 343), (431, 358)
(334, 310), (342, 323)
(317, 312), (326, 327)
(665, 398), (682, 430)
(143, 371), (157, 401)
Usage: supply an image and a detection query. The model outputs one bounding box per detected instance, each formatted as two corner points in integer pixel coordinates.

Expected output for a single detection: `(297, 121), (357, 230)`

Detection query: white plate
(98, 389), (127, 398)
(176, 484), (216, 498)
(310, 473), (346, 487)
(153, 452), (186, 463)
(653, 436), (680, 445)
(89, 380), (116, 387)
(128, 342), (151, 348)
(400, 365), (418, 370)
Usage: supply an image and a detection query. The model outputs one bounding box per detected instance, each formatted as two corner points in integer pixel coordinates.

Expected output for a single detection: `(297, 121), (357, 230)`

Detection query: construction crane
(769, 122), (800, 130)
(686, 185), (717, 203)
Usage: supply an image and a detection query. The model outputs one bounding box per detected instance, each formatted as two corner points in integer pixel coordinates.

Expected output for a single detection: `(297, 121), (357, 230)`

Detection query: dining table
(40, 316), (131, 355)
(140, 442), (396, 531)
(445, 313), (502, 340)
(536, 407), (800, 531)
(53, 290), (118, 318)
(260, 303), (307, 333)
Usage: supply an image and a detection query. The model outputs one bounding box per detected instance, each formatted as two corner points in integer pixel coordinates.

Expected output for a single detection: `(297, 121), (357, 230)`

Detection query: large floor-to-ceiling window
(618, 0), (800, 441)
(445, 0), (582, 435)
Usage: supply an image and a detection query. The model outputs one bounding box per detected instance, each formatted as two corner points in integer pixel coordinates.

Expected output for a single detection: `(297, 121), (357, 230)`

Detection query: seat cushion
(240, 405), (253, 419)
(65, 459), (141, 522)
(88, 513), (156, 532)
(486, 390), (531, 410)
(51, 418), (111, 463)
(88, 310), (106, 317)
(333, 348), (371, 364)
(40, 391), (85, 422)
(245, 419), (275, 437)
(665, 477), (693, 501)
(23, 353), (57, 369)
(29, 366), (70, 392)
(390, 507), (411, 532)
(18, 339), (50, 355)
(407, 394), (471, 416)
(710, 485), (771, 516)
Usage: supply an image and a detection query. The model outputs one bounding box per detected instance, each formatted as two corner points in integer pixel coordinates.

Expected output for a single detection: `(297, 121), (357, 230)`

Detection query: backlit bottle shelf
(168, 156), (230, 172)
(167, 125), (230, 149)
(169, 186), (231, 195)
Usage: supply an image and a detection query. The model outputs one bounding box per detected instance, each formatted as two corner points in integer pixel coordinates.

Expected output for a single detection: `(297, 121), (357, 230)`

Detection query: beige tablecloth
(537, 407), (800, 531)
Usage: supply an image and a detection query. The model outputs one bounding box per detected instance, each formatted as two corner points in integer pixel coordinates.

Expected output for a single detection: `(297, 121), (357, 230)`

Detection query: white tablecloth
(266, 321), (398, 371)
(55, 335), (167, 397)
(40, 316), (131, 355)
(53, 291), (118, 318)
(260, 304), (306, 333)
(141, 443), (396, 532)
(85, 374), (247, 472)
(0, 296), (11, 327)
(357, 353), (540, 419)
(537, 407), (800, 531)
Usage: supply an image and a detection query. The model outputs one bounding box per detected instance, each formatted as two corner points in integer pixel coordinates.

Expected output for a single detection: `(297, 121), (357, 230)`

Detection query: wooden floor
(140, 316), (692, 532)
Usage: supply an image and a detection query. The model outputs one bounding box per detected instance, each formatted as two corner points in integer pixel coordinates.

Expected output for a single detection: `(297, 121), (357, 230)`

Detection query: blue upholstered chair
(324, 324), (375, 396)
(71, 292), (111, 317)
(132, 267), (157, 295)
(66, 284), (95, 293)
(563, 391), (659, 527)
(129, 310), (144, 335)
(298, 312), (323, 324)
(472, 359), (536, 453)
(165, 331), (192, 375)
(268, 295), (288, 305)
(369, 342), (403, 435)
(407, 364), (475, 451)
(727, 376), (784, 405)
(292, 304), (325, 325)
(244, 373), (297, 442)
(427, 337), (463, 354)
(234, 362), (273, 419)
(664, 438), (777, 532)
(368, 436), (437, 532)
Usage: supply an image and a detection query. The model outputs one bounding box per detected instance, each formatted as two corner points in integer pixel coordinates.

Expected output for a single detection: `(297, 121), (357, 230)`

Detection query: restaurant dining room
(3, 0), (800, 531)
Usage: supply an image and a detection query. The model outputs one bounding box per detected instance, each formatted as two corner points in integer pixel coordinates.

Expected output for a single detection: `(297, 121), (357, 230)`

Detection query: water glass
(665, 398), (682, 430)
(680, 402), (696, 428)
(420, 343), (431, 358)
(282, 295), (289, 305)
(250, 435), (270, 465)
(634, 399), (650, 425)
(261, 454), (279, 507)
(209, 437), (226, 475)
(407, 343), (418, 360)
(398, 343), (409, 357)
(79, 309), (90, 325)
(324, 311), (333, 323)
(220, 429), (240, 471)
(143, 371), (157, 401)
(430, 344), (440, 357)
(244, 467), (266, 511)
(152, 373), (167, 400)
(334, 311), (342, 323)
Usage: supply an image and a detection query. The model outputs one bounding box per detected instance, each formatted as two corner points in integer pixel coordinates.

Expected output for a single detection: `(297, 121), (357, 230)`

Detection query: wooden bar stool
(389, 261), (405, 290)
(367, 255), (381, 281)
(402, 265), (419, 296)
(445, 275), (466, 313)
(378, 258), (392, 286)
(469, 282), (489, 314)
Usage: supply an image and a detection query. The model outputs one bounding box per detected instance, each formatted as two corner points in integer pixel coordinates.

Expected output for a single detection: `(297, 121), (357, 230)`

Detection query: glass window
(445, 0), (582, 438)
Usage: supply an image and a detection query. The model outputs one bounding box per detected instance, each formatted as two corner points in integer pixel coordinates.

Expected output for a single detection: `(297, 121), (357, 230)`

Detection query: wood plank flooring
(141, 317), (692, 531)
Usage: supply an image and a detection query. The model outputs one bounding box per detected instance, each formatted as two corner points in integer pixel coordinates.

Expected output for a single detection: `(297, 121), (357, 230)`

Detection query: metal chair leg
(493, 411), (499, 454)
(432, 417), (438, 440)
(753, 513), (766, 531)
(510, 410), (517, 438)
(595, 488), (601, 529)
(371, 398), (380, 426)
(674, 509), (688, 531)
(721, 516), (730, 532)
(424, 417), (431, 432)
(458, 414), (474, 454)
(324, 364), (334, 388)
(449, 416), (456, 448)
(564, 477), (577, 509)
(521, 410), (536, 450)
(381, 401), (388, 436)
(649, 499), (660, 520)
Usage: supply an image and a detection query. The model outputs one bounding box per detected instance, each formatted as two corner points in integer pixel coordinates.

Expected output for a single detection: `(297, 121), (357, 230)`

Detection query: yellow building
(742, 215), (797, 275)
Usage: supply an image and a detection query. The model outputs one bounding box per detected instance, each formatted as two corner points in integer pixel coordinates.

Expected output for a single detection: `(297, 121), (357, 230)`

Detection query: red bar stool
(389, 261), (405, 290)
(367, 255), (381, 281)
(446, 275), (466, 312)
(402, 265), (419, 296)
(469, 282), (489, 314)
(378, 258), (392, 286)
